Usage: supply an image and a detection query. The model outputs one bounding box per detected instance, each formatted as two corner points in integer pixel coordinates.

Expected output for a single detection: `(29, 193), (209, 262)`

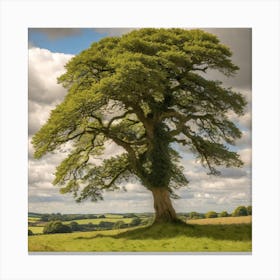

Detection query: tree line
(186, 205), (252, 220)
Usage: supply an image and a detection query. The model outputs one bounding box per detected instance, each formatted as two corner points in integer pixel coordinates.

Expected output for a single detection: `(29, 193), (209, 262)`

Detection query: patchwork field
(28, 216), (252, 252)
(187, 216), (252, 225)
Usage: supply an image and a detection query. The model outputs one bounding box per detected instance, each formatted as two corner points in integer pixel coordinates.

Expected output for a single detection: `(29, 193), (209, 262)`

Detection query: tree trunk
(151, 188), (178, 223)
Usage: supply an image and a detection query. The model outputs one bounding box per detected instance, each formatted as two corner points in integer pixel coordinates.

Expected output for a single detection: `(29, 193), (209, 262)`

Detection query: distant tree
(69, 221), (81, 231)
(247, 206), (252, 215)
(188, 212), (200, 219)
(40, 214), (49, 222)
(43, 221), (72, 234)
(28, 229), (34, 236)
(99, 221), (114, 229)
(130, 217), (142, 227)
(123, 213), (137, 218)
(113, 220), (125, 229)
(205, 211), (218, 218)
(32, 28), (246, 223)
(232, 206), (248, 217)
(219, 211), (229, 217)
(98, 214), (106, 219)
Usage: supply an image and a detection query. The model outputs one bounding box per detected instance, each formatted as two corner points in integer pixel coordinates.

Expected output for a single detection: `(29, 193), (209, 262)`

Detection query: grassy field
(28, 226), (44, 234)
(187, 216), (252, 225)
(28, 216), (136, 234)
(28, 217), (252, 252)
(63, 217), (133, 225)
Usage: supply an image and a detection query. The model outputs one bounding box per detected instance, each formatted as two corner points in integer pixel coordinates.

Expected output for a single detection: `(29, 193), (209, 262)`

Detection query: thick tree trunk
(151, 188), (178, 223)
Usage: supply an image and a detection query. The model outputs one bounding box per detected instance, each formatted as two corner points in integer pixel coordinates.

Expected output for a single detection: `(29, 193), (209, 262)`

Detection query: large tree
(32, 28), (246, 223)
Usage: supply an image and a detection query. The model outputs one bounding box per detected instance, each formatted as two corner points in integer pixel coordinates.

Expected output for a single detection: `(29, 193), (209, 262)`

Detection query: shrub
(69, 221), (81, 231)
(247, 206), (252, 215)
(98, 221), (114, 229)
(188, 212), (200, 219)
(43, 221), (72, 234)
(130, 217), (141, 227)
(205, 211), (218, 218)
(123, 213), (137, 218)
(40, 214), (50, 222)
(28, 229), (34, 236)
(219, 211), (229, 217)
(113, 221), (125, 229)
(232, 206), (248, 217)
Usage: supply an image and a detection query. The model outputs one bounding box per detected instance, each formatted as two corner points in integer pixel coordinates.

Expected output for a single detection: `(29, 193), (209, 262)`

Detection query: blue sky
(28, 28), (252, 214)
(29, 28), (107, 54)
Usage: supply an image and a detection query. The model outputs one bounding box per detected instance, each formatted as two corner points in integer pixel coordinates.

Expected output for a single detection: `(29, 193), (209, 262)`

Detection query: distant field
(28, 216), (138, 234)
(187, 216), (252, 225)
(29, 217), (252, 252)
(29, 226), (44, 234)
(64, 217), (133, 225)
(28, 217), (40, 221)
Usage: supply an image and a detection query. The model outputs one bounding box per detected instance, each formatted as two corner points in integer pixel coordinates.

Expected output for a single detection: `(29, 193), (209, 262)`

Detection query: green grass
(187, 215), (252, 225)
(29, 222), (251, 252)
(63, 217), (133, 225)
(28, 217), (40, 221)
(29, 226), (44, 234)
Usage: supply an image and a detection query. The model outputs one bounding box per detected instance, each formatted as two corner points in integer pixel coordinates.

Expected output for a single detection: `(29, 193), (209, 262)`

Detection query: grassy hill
(28, 217), (252, 252)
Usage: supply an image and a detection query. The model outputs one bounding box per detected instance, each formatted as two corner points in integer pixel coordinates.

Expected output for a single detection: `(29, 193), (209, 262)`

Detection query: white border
(0, 1), (279, 280)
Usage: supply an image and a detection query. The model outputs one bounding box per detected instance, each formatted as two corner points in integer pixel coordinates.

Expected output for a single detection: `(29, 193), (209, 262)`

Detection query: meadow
(28, 215), (252, 252)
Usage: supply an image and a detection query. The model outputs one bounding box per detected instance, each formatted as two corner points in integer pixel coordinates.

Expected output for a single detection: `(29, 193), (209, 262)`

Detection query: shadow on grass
(75, 221), (251, 242)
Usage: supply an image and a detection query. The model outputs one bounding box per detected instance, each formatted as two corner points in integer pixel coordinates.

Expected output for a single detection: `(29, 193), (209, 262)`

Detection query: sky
(28, 28), (252, 214)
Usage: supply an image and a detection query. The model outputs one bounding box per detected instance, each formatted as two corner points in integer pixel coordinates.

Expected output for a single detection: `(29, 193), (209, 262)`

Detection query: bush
(219, 211), (229, 217)
(187, 212), (205, 219)
(113, 221), (125, 229)
(123, 213), (137, 218)
(28, 229), (34, 236)
(205, 211), (218, 218)
(98, 221), (114, 229)
(69, 221), (81, 231)
(43, 221), (72, 234)
(130, 217), (141, 227)
(247, 206), (252, 215)
(232, 206), (248, 217)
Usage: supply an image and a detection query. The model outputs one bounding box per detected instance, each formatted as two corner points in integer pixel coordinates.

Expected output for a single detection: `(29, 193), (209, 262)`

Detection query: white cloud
(28, 48), (73, 105)
(239, 148), (252, 167)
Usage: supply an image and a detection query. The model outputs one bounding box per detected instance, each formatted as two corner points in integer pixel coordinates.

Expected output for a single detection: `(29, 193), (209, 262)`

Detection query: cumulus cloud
(239, 148), (252, 167)
(28, 48), (72, 105)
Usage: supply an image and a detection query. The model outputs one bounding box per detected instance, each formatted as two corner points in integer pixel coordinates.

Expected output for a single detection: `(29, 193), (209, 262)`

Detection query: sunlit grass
(29, 220), (252, 252)
(187, 216), (252, 225)
(28, 226), (44, 234)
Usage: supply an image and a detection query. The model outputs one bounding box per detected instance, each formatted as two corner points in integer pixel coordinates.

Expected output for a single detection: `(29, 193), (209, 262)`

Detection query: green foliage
(219, 211), (229, 217)
(113, 220), (125, 229)
(188, 212), (205, 219)
(28, 229), (34, 236)
(247, 206), (252, 215)
(43, 221), (72, 234)
(69, 221), (81, 231)
(205, 211), (218, 218)
(232, 206), (248, 217)
(32, 28), (246, 203)
(130, 217), (141, 227)
(123, 213), (137, 218)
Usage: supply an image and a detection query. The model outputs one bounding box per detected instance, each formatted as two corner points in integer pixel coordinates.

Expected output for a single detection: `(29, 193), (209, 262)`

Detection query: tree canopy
(32, 28), (246, 222)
